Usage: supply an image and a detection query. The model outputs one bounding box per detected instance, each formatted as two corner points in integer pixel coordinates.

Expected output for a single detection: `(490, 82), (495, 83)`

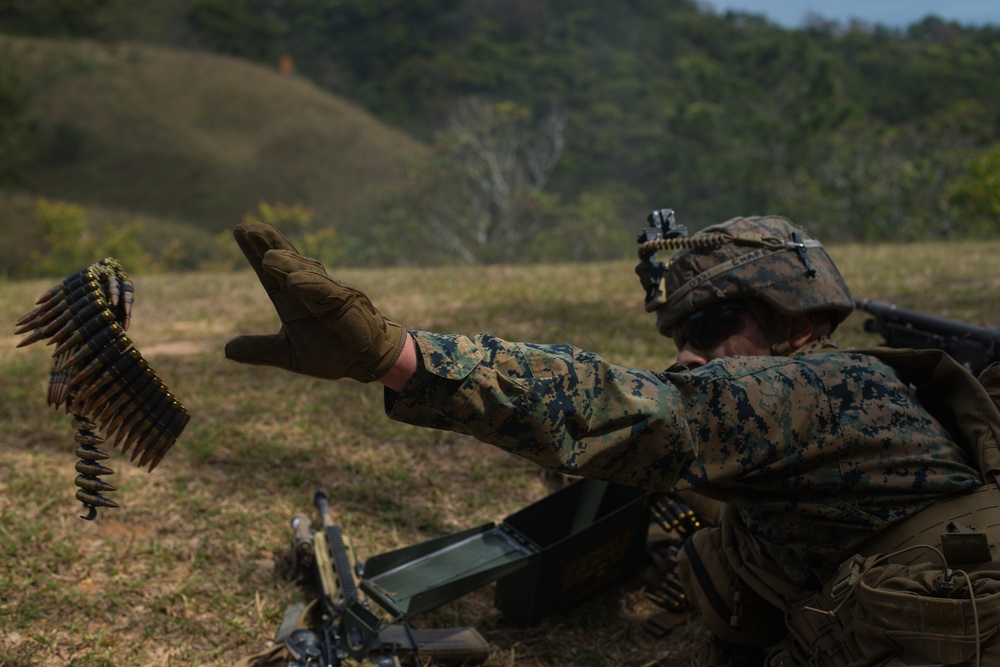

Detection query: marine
(226, 215), (1000, 666)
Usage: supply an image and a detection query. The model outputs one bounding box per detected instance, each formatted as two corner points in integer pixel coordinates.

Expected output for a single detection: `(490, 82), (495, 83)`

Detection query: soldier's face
(674, 310), (771, 368)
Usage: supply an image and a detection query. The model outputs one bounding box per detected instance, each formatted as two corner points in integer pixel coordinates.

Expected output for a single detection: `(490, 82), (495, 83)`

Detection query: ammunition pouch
(848, 559), (1000, 666)
(675, 526), (786, 648)
(773, 481), (1000, 667)
(780, 554), (1000, 667)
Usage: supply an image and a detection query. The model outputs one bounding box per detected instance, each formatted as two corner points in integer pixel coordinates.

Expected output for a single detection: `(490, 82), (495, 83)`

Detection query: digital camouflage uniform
(384, 332), (981, 590)
(383, 215), (999, 665)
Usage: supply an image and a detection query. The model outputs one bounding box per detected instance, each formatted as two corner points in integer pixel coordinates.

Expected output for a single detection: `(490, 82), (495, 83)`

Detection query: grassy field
(2, 240), (999, 666)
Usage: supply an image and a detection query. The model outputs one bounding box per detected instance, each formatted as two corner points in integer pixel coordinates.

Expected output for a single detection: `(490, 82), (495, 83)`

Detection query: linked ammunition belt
(644, 494), (703, 613)
(15, 258), (189, 520)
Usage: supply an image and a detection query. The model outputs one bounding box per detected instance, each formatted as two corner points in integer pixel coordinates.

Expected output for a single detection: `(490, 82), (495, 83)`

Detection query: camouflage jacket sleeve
(386, 331), (979, 491)
(386, 331), (982, 585)
(385, 331), (695, 490)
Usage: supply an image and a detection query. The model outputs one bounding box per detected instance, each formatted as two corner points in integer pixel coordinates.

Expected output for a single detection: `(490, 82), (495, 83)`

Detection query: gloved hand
(225, 222), (407, 382)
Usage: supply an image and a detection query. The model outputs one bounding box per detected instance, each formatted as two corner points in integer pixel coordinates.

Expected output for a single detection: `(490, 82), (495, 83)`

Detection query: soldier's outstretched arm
(377, 335), (417, 391)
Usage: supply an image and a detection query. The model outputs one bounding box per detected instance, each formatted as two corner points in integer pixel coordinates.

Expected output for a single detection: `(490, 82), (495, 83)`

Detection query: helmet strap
(744, 300), (793, 356)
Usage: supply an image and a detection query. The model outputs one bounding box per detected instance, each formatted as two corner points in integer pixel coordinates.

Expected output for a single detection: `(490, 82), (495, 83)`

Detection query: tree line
(1, 0), (999, 267)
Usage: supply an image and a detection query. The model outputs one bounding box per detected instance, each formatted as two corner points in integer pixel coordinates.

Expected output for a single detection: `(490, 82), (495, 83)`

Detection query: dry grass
(1, 240), (998, 666)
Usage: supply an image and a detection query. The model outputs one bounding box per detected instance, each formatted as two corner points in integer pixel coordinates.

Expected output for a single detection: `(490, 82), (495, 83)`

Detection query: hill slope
(0, 36), (430, 267)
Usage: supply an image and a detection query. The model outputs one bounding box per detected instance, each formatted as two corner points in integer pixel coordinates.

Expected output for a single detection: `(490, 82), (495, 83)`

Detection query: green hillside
(2, 3), (997, 274)
(0, 35), (430, 272)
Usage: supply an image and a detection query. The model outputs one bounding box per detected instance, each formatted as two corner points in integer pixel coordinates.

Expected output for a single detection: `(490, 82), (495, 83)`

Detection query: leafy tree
(174, 0), (1000, 242)
(526, 188), (635, 262)
(185, 0), (467, 130)
(0, 0), (113, 36)
(8, 0), (1000, 263)
(415, 98), (567, 264)
(28, 199), (149, 278)
(204, 201), (341, 270)
(0, 52), (34, 186)
(31, 199), (95, 276)
(947, 143), (1000, 236)
(186, 0), (284, 61)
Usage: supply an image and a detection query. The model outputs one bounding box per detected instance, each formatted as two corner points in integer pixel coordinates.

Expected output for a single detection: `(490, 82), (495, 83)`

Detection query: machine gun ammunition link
(72, 415), (119, 520)
(15, 258), (188, 519)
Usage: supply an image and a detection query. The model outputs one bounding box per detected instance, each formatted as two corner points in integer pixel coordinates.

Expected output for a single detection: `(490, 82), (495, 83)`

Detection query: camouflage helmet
(636, 213), (854, 338)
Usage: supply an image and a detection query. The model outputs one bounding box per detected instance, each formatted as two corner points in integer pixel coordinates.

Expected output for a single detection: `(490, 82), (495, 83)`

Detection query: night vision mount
(635, 208), (687, 307)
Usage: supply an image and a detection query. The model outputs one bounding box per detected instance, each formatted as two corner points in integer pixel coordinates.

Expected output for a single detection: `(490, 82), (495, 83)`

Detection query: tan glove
(225, 222), (407, 382)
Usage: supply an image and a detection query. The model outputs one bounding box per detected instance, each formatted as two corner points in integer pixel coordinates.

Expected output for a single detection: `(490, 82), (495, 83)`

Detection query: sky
(706, 1), (1000, 29)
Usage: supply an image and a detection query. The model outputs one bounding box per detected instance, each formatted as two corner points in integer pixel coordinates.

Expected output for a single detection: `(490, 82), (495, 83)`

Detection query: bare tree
(422, 97), (567, 264)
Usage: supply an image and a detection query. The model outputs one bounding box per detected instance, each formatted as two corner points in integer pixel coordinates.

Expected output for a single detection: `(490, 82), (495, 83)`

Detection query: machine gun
(854, 299), (1000, 376)
(261, 477), (649, 667)
(282, 489), (490, 667)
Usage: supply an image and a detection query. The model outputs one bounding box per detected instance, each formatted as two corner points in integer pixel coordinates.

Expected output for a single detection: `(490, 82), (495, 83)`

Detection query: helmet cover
(647, 215), (854, 337)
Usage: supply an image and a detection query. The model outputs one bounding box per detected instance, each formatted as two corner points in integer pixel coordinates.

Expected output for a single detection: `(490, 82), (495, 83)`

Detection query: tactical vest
(774, 350), (1000, 667)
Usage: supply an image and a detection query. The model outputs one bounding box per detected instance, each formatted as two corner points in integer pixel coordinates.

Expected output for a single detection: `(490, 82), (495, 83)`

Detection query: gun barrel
(854, 298), (1000, 375)
(855, 299), (1000, 345)
(314, 489), (333, 527)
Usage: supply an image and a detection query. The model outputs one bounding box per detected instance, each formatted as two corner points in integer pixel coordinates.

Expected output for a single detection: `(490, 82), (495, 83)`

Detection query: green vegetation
(169, 1), (1000, 246)
(1, 1), (999, 275)
(0, 35), (428, 275)
(1, 3), (998, 665)
(1, 242), (998, 665)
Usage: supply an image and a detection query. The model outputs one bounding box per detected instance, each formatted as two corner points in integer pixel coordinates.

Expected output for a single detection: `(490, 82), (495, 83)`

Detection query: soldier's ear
(783, 313), (818, 350)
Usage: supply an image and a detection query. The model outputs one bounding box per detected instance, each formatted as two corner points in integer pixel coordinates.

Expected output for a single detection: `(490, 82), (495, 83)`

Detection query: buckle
(830, 554), (867, 600)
